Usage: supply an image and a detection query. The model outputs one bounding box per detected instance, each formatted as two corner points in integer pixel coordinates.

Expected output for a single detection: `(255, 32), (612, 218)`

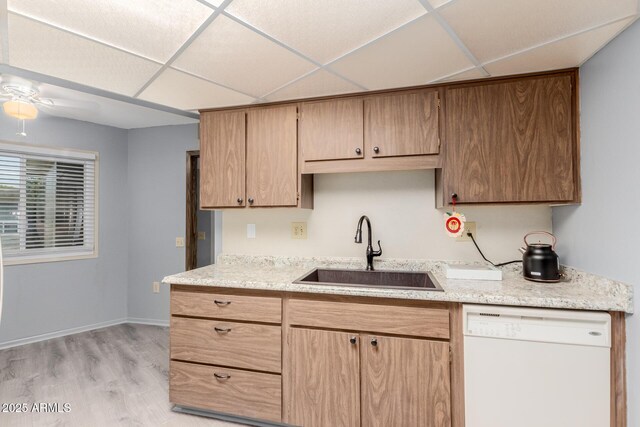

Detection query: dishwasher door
(463, 304), (611, 427)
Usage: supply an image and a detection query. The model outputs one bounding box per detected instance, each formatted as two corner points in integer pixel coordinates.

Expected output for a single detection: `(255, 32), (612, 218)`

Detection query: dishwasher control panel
(463, 305), (611, 347)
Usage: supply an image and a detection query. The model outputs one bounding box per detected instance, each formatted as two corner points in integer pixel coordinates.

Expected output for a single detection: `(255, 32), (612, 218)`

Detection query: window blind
(0, 142), (97, 263)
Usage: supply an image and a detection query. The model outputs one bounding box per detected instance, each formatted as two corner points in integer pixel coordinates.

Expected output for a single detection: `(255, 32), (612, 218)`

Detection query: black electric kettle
(519, 231), (563, 282)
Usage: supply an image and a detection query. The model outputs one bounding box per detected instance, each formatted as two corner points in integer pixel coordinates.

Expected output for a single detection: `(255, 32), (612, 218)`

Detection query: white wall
(0, 114), (129, 345)
(223, 170), (552, 262)
(552, 19), (640, 425)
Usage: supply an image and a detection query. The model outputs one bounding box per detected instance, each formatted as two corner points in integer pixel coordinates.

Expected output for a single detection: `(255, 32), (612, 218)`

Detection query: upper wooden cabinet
(300, 98), (364, 161)
(365, 90), (440, 158)
(200, 110), (246, 208)
(442, 72), (579, 204)
(200, 105), (307, 209)
(246, 105), (298, 207)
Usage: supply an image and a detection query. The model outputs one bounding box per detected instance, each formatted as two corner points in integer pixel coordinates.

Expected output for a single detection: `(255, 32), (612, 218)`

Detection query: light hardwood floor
(0, 324), (245, 427)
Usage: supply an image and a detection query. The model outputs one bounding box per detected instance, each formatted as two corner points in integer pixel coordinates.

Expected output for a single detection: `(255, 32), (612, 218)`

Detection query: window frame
(0, 141), (99, 266)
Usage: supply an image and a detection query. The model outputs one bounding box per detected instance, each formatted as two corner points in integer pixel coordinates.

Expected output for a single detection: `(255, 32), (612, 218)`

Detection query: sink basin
(293, 268), (443, 291)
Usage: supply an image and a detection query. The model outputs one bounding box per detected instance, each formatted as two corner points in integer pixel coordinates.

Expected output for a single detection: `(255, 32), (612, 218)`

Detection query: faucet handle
(373, 240), (382, 257)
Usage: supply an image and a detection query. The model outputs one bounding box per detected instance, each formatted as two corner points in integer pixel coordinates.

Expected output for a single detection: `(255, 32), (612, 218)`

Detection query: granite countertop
(162, 254), (634, 313)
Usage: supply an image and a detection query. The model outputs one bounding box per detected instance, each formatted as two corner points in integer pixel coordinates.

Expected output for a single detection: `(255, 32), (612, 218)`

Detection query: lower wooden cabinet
(287, 328), (451, 427)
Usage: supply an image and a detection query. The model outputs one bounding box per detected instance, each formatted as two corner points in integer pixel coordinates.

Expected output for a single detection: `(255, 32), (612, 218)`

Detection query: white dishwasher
(463, 304), (611, 427)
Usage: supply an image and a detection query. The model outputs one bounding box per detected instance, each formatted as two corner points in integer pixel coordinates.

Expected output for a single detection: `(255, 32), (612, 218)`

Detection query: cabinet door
(444, 74), (576, 203)
(361, 335), (451, 427)
(365, 90), (440, 158)
(286, 328), (360, 427)
(300, 98), (364, 161)
(246, 105), (298, 206)
(200, 111), (246, 208)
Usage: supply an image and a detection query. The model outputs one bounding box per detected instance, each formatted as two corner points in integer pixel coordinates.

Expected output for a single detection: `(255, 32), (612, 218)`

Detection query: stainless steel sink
(293, 268), (443, 291)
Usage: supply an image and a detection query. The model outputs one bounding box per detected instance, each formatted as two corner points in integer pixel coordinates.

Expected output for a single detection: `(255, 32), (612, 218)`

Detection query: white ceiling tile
(484, 18), (635, 76)
(8, 14), (160, 96)
(330, 14), (474, 90)
(225, 0), (427, 64)
(436, 67), (486, 83)
(264, 69), (361, 102)
(173, 14), (315, 97)
(138, 68), (255, 111)
(7, 0), (212, 63)
(440, 0), (638, 63)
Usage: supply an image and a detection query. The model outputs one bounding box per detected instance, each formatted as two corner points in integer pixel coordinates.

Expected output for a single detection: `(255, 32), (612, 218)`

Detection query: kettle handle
(524, 231), (556, 250)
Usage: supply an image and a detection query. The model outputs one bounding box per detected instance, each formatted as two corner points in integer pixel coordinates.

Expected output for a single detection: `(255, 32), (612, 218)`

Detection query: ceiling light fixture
(2, 99), (39, 120)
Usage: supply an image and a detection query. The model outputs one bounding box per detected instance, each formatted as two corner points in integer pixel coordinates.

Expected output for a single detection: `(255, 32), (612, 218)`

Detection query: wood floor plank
(0, 324), (241, 427)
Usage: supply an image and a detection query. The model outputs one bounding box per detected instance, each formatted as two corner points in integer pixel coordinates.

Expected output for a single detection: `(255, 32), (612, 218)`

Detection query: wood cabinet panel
(287, 298), (450, 339)
(286, 328), (360, 427)
(361, 335), (451, 427)
(170, 361), (281, 422)
(170, 317), (281, 373)
(246, 105), (298, 206)
(171, 290), (281, 323)
(300, 98), (364, 161)
(365, 90), (440, 158)
(200, 111), (246, 208)
(444, 74), (576, 203)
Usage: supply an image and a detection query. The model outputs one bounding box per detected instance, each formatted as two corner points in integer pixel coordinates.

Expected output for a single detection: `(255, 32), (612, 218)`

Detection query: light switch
(198, 231), (206, 240)
(247, 224), (256, 239)
(176, 237), (185, 247)
(153, 281), (160, 293)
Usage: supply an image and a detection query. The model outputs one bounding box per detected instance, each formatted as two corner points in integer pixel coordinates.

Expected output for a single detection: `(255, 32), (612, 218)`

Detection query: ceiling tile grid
(7, 0), (213, 63)
(8, 13), (162, 96)
(0, 0), (638, 117)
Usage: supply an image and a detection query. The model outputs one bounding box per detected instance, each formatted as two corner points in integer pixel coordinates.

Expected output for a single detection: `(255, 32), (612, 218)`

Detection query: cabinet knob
(355, 148), (362, 155)
(237, 197), (243, 204)
(349, 336), (357, 345)
(373, 146), (380, 154)
(248, 197), (254, 205)
(370, 337), (378, 347)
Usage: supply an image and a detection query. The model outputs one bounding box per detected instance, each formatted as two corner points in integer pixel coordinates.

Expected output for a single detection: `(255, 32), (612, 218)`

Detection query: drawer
(170, 360), (281, 422)
(287, 299), (450, 339)
(171, 317), (281, 373)
(171, 289), (281, 323)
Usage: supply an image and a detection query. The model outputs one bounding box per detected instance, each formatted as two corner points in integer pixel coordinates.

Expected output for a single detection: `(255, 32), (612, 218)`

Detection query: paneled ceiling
(0, 0), (638, 120)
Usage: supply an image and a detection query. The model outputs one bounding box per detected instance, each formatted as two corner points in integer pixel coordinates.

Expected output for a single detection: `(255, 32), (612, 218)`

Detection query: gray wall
(553, 20), (640, 425)
(127, 124), (198, 323)
(0, 113), (129, 344)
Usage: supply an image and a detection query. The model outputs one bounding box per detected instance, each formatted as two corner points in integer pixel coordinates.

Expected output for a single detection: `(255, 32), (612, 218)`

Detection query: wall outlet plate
(456, 222), (476, 242)
(198, 231), (206, 240)
(153, 281), (160, 293)
(176, 237), (185, 247)
(291, 222), (307, 239)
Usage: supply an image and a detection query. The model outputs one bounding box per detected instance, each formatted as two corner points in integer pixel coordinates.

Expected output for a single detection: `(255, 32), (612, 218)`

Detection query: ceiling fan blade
(36, 98), (100, 113)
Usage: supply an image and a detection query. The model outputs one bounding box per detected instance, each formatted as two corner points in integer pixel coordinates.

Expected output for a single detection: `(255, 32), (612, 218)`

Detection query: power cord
(467, 231), (522, 267)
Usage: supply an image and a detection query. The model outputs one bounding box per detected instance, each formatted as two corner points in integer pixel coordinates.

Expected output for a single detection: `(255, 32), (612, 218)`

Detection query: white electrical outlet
(456, 222), (476, 242)
(198, 231), (206, 240)
(247, 224), (256, 239)
(291, 222), (307, 239)
(153, 281), (160, 293)
(176, 237), (185, 247)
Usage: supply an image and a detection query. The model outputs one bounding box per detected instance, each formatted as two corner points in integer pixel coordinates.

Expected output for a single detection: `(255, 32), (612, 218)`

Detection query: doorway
(186, 150), (221, 270)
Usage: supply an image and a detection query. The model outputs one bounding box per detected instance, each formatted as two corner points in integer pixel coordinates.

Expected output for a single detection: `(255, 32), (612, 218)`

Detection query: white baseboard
(0, 317), (169, 350)
(127, 317), (169, 327)
(0, 318), (128, 350)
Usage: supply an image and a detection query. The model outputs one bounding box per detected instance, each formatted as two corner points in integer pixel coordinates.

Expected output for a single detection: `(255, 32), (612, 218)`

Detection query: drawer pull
(214, 326), (232, 334)
(214, 372), (231, 380)
(214, 300), (231, 306)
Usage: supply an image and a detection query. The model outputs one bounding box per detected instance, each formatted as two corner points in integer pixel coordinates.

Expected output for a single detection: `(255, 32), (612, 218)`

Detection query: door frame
(185, 150), (199, 271)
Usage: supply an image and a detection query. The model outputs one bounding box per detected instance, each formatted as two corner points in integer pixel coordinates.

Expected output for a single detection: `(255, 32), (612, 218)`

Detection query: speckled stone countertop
(163, 254), (633, 313)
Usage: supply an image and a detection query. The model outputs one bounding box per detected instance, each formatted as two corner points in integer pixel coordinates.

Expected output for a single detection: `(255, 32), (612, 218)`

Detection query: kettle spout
(518, 247), (526, 254)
